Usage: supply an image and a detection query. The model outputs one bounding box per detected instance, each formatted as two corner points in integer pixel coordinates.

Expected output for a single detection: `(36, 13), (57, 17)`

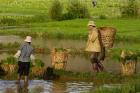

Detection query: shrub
(48, 0), (63, 21)
(99, 15), (107, 19)
(62, 0), (90, 20)
(120, 0), (139, 17)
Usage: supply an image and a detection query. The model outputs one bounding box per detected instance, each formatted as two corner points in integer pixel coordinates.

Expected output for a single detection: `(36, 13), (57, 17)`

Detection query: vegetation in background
(49, 0), (63, 21)
(62, 0), (90, 20)
(120, 0), (139, 17)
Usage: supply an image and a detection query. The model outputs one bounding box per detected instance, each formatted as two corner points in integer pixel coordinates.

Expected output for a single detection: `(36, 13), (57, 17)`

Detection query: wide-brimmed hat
(87, 21), (96, 27)
(24, 36), (32, 42)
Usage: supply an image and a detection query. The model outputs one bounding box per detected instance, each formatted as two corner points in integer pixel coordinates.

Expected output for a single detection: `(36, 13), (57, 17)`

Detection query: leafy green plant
(99, 15), (107, 19)
(120, 50), (138, 64)
(32, 59), (44, 68)
(1, 57), (17, 65)
(120, 0), (139, 17)
(48, 0), (63, 21)
(62, 0), (90, 20)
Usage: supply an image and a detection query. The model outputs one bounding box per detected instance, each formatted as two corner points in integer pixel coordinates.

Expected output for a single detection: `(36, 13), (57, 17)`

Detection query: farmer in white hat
(14, 36), (35, 85)
(85, 21), (105, 72)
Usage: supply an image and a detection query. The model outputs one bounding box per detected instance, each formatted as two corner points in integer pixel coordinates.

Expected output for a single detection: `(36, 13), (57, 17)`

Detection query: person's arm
(14, 44), (23, 58)
(30, 49), (35, 65)
(14, 50), (21, 58)
(30, 54), (35, 60)
(89, 31), (98, 42)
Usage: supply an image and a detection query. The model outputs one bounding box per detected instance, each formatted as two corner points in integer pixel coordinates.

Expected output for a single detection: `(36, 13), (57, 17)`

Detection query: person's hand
(32, 61), (35, 66)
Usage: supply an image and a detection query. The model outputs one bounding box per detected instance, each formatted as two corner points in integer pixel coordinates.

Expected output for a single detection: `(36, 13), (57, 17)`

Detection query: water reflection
(0, 80), (93, 93)
(17, 84), (28, 93)
(0, 35), (139, 73)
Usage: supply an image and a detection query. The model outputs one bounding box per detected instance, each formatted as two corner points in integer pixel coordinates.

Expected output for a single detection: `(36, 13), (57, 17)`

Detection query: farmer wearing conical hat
(14, 36), (35, 85)
(85, 21), (105, 72)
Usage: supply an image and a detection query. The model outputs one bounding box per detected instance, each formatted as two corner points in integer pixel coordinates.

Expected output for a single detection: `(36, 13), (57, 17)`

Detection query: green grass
(0, 0), (139, 18)
(89, 81), (140, 93)
(0, 18), (140, 39)
(0, 18), (140, 62)
(0, 18), (140, 54)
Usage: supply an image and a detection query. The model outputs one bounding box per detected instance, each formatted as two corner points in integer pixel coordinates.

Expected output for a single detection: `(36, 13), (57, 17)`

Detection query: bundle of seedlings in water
(51, 48), (68, 70)
(120, 50), (138, 76)
(31, 59), (45, 77)
(0, 57), (17, 74)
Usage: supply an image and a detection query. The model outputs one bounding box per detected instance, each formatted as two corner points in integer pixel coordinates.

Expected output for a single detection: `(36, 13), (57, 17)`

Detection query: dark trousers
(90, 47), (105, 72)
(18, 61), (30, 76)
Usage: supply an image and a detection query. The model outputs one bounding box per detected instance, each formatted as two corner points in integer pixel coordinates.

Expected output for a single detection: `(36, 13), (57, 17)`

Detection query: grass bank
(0, 18), (140, 40)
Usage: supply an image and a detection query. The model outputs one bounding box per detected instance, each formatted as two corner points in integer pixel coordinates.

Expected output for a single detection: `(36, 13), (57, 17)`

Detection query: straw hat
(87, 21), (96, 27)
(24, 36), (32, 42)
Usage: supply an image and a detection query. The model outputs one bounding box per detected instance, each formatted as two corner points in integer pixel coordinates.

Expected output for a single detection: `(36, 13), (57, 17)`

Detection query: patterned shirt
(18, 42), (33, 62)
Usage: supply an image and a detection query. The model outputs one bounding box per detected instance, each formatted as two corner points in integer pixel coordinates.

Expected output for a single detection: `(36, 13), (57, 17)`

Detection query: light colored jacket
(85, 28), (101, 52)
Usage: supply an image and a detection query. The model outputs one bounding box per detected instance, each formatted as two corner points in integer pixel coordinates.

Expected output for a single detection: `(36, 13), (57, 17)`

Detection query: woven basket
(1, 64), (17, 73)
(51, 49), (68, 70)
(31, 67), (45, 76)
(98, 27), (116, 48)
(121, 60), (137, 76)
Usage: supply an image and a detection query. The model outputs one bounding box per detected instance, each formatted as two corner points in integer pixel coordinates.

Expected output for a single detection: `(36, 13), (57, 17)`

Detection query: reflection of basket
(51, 48), (68, 70)
(98, 27), (116, 48)
(121, 60), (137, 75)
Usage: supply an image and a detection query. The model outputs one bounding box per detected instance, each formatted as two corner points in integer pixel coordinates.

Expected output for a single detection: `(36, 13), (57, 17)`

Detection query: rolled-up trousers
(90, 47), (105, 72)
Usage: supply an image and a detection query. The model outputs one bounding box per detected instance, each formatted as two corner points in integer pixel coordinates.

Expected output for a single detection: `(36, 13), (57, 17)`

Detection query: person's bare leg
(16, 74), (21, 84)
(24, 76), (28, 86)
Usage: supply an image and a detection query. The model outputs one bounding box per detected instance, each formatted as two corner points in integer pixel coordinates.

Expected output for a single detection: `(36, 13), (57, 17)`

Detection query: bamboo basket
(98, 27), (116, 48)
(121, 60), (137, 75)
(8, 64), (17, 73)
(31, 67), (45, 76)
(1, 64), (9, 73)
(51, 49), (68, 70)
(1, 64), (17, 73)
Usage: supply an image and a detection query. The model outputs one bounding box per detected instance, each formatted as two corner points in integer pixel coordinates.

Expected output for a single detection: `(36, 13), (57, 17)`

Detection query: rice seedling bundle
(31, 59), (45, 76)
(0, 57), (17, 73)
(120, 50), (138, 75)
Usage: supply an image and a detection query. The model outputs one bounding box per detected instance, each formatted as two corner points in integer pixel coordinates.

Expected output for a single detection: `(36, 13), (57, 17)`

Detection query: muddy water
(0, 35), (140, 73)
(0, 80), (93, 93)
(0, 52), (121, 73)
(0, 35), (86, 49)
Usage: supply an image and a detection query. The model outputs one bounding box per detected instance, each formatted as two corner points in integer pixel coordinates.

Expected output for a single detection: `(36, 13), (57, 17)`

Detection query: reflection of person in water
(17, 83), (28, 93)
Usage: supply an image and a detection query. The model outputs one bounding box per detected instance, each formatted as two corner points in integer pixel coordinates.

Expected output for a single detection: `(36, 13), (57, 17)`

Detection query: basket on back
(98, 27), (116, 48)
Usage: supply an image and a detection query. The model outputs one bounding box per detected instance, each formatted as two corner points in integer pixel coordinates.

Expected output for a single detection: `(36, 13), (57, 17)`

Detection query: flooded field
(0, 80), (93, 93)
(0, 35), (140, 73)
(0, 35), (140, 93)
